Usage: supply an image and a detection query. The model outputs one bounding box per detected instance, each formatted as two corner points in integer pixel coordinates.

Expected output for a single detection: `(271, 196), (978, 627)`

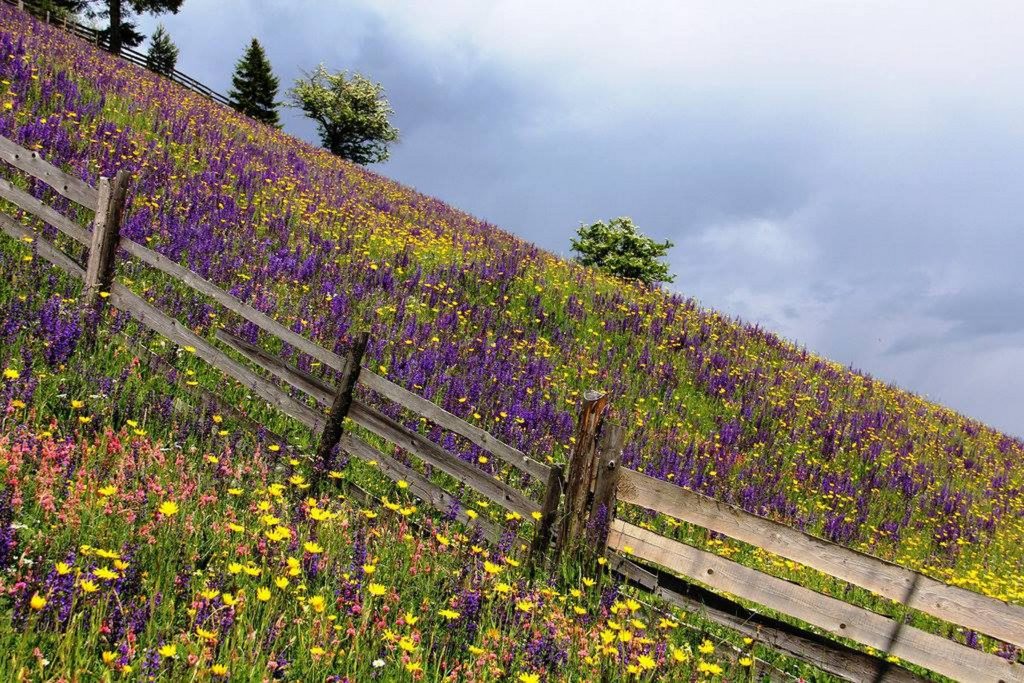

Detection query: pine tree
(73, 1), (185, 55)
(145, 24), (178, 77)
(228, 39), (280, 128)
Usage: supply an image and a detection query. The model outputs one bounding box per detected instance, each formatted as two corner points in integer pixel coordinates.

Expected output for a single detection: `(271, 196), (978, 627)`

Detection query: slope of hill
(0, 1), (1021, 665)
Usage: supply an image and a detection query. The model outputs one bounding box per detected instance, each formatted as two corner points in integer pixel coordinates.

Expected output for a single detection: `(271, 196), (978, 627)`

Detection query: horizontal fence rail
(617, 467), (1024, 650)
(2, 0), (233, 107)
(3, 131), (1023, 682)
(609, 521), (1024, 683)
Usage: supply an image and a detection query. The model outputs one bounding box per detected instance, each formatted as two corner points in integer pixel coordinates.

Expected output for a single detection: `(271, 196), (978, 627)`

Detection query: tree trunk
(108, 0), (122, 54)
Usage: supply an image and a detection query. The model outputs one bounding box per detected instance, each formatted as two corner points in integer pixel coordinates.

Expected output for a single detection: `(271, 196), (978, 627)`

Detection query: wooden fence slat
(0, 213), (85, 278)
(216, 328), (551, 481)
(617, 467), (1024, 648)
(557, 390), (609, 557)
(588, 422), (624, 550)
(84, 171), (128, 309)
(314, 332), (368, 475)
(214, 329), (336, 402)
(608, 520), (1024, 683)
(0, 135), (98, 207)
(528, 465), (563, 567)
(340, 433), (500, 542)
(359, 369), (552, 480)
(104, 282), (325, 432)
(116, 238), (349, 373)
(611, 556), (927, 683)
(347, 401), (542, 519)
(0, 177), (90, 244)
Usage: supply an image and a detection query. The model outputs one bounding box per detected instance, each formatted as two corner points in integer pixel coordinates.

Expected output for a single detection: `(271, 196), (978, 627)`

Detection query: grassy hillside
(0, 4), (1022, 677)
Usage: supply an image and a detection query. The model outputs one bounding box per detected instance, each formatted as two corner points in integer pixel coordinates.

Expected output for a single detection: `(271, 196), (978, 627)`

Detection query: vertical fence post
(313, 332), (369, 486)
(588, 422), (624, 559)
(83, 170), (129, 345)
(554, 389), (609, 562)
(528, 464), (563, 572)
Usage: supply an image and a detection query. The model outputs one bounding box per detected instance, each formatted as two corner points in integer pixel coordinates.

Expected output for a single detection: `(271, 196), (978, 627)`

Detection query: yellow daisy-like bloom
(494, 583), (512, 595)
(102, 651), (117, 665)
(405, 662), (422, 673)
(309, 595), (326, 613)
(483, 561), (501, 575)
(698, 639), (715, 655)
(158, 501), (179, 517)
(368, 583), (387, 597)
(515, 600), (533, 612)
(158, 644), (177, 658)
(210, 664), (228, 677)
(196, 627), (217, 641)
(303, 541), (324, 554)
(256, 587), (272, 602)
(2, 368), (20, 380)
(438, 608), (461, 620)
(55, 562), (72, 576)
(98, 485), (117, 497)
(79, 580), (99, 593)
(396, 480), (409, 489)
(275, 577), (289, 589)
(637, 654), (656, 671)
(519, 674), (540, 683)
(739, 656), (753, 667)
(94, 567), (119, 581)
(404, 611), (419, 626)
(29, 593), (46, 610)
(221, 593), (237, 607)
(398, 637), (416, 652)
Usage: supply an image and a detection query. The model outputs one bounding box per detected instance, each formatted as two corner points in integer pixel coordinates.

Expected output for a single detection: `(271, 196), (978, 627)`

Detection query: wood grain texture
(617, 467), (1024, 648)
(0, 177), (90, 244)
(358, 369), (551, 480)
(528, 465), (563, 566)
(340, 433), (500, 542)
(0, 134), (98, 207)
(611, 556), (926, 683)
(116, 238), (349, 373)
(608, 520), (1024, 683)
(105, 282), (325, 432)
(347, 401), (542, 519)
(588, 422), (624, 551)
(0, 213), (85, 278)
(315, 332), (368, 472)
(558, 391), (609, 555)
(84, 171), (128, 305)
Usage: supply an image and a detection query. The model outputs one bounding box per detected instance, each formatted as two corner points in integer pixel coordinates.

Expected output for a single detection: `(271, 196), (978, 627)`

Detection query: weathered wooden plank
(348, 400), (541, 519)
(214, 328), (550, 485)
(340, 433), (500, 542)
(611, 556), (926, 683)
(0, 177), (90, 244)
(608, 520), (1024, 683)
(359, 369), (551, 480)
(557, 390), (609, 557)
(105, 282), (325, 432)
(213, 328), (335, 403)
(315, 332), (368, 475)
(0, 213), (85, 278)
(617, 467), (1024, 648)
(0, 134), (98, 207)
(84, 171), (128, 307)
(116, 237), (350, 373)
(528, 465), (563, 567)
(588, 422), (624, 550)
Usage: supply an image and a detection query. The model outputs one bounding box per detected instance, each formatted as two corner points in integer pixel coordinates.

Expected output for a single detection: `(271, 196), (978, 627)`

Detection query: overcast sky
(139, 1), (1024, 437)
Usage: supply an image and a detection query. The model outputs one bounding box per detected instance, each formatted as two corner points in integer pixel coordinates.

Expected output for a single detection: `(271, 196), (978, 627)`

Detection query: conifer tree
(228, 39), (280, 128)
(145, 24), (178, 77)
(70, 1), (185, 55)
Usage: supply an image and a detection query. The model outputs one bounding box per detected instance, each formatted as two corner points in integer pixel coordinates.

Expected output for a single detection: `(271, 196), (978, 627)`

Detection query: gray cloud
(140, 1), (1024, 435)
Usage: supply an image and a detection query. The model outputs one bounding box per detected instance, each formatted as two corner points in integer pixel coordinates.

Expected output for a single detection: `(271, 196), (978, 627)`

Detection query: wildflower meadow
(0, 5), (1021, 680)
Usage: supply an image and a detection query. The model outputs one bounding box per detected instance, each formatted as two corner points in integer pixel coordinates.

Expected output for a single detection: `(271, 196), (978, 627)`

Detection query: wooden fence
(2, 133), (1024, 682)
(2, 0), (233, 107)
